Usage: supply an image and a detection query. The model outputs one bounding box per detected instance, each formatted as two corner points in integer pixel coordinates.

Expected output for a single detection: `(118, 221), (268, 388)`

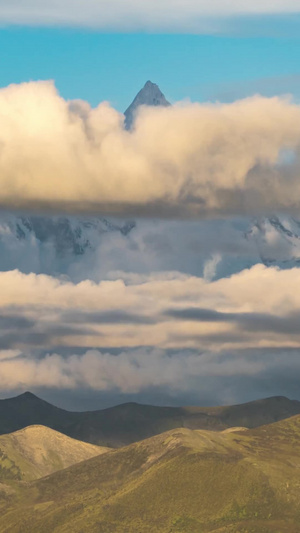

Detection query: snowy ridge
(246, 215), (300, 267)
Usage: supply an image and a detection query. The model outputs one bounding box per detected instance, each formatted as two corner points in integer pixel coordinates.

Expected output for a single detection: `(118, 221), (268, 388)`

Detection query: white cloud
(1, 1), (300, 30)
(1, 81), (300, 218)
(203, 253), (222, 281)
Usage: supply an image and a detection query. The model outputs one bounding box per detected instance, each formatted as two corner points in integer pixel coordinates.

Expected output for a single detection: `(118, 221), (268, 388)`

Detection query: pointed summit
(12, 391), (40, 402)
(124, 81), (170, 130)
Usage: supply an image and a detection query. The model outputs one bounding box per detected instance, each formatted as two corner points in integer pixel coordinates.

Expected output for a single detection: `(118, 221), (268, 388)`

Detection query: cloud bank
(0, 264), (300, 403)
(1, 81), (300, 218)
(1, 1), (300, 30)
(1, 265), (300, 354)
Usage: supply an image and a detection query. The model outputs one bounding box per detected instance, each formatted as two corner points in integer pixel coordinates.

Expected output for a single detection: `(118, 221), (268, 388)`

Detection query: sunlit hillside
(2, 416), (300, 532)
(0, 425), (109, 482)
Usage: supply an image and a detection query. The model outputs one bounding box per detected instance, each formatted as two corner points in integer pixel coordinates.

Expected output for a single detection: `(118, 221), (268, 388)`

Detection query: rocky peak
(124, 80), (170, 130)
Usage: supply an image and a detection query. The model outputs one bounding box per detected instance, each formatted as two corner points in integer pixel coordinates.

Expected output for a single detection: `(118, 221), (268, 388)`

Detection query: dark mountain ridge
(1, 392), (300, 448)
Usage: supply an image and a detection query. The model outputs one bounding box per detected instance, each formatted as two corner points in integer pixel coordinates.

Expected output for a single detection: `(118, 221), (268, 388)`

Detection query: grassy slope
(0, 425), (109, 482)
(2, 417), (300, 532)
(1, 392), (300, 447)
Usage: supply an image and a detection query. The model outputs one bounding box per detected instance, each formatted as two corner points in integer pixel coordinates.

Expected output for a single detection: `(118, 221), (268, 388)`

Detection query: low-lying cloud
(2, 81), (300, 217)
(0, 347), (268, 392)
(1, 347), (300, 410)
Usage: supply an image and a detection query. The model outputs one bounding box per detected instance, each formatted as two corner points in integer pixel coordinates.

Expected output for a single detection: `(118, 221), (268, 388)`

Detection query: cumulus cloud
(0, 347), (266, 392)
(2, 81), (300, 217)
(1, 1), (300, 30)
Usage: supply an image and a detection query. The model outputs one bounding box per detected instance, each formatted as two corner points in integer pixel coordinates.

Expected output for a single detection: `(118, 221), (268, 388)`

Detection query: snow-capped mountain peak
(124, 80), (171, 130)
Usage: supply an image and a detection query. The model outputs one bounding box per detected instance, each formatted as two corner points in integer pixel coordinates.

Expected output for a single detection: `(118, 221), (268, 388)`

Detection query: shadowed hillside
(0, 425), (109, 481)
(3, 416), (300, 531)
(1, 392), (300, 448)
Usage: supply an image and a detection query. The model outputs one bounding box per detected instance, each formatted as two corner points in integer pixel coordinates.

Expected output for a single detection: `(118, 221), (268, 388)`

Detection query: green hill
(2, 416), (300, 532)
(0, 425), (109, 482)
(1, 392), (300, 447)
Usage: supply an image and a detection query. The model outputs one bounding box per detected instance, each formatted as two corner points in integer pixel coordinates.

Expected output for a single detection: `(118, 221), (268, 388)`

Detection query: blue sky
(1, 28), (300, 110)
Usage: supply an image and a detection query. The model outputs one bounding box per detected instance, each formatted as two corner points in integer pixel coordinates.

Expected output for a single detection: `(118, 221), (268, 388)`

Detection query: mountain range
(1, 391), (300, 448)
(1, 83), (300, 532)
(1, 393), (300, 530)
